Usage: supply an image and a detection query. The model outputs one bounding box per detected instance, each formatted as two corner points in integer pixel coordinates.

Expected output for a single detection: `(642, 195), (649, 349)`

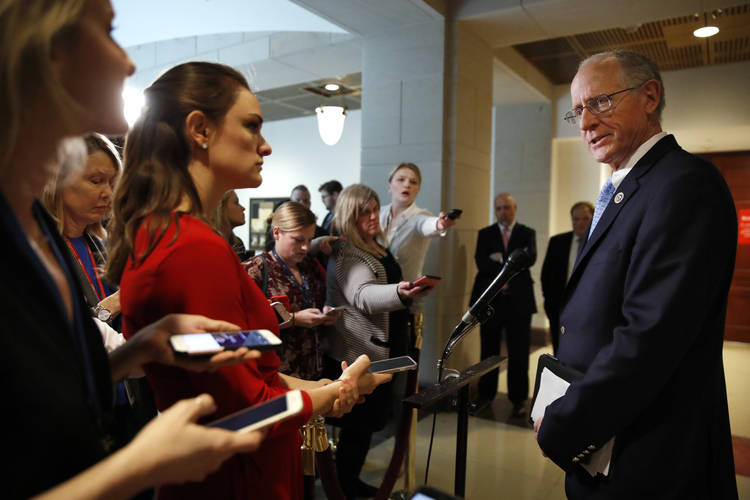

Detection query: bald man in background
(471, 193), (537, 417)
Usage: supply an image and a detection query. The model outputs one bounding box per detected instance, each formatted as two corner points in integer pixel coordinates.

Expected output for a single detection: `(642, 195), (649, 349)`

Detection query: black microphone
(460, 248), (531, 325)
(440, 248), (531, 364)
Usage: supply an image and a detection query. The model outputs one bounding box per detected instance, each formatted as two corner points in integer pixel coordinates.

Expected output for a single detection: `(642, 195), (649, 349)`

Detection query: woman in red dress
(107, 61), (388, 500)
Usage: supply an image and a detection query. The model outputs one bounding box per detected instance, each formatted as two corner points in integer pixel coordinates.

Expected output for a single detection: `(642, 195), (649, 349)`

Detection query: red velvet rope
(315, 447), (346, 500)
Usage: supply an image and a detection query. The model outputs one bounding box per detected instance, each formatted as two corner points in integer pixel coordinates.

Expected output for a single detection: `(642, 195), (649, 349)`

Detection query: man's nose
(579, 107), (598, 130)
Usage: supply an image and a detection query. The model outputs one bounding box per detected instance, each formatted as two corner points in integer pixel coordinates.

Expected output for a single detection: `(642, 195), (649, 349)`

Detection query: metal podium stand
(402, 355), (506, 498)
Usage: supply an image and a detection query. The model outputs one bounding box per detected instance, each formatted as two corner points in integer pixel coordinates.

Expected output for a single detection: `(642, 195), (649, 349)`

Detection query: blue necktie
(589, 178), (616, 237)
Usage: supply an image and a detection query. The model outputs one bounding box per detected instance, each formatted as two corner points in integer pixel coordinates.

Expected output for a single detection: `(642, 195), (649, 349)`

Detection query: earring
(201, 142), (208, 150)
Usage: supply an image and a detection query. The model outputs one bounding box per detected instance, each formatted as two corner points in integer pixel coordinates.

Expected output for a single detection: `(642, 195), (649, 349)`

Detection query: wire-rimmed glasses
(563, 86), (640, 125)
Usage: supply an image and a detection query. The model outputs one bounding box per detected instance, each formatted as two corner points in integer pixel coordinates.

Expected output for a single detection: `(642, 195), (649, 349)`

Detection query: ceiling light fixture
(693, 12), (719, 38)
(324, 82), (341, 92)
(122, 85), (145, 128)
(315, 105), (346, 146)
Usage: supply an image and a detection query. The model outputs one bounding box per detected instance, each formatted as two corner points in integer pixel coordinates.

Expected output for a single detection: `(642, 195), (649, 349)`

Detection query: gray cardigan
(325, 243), (406, 363)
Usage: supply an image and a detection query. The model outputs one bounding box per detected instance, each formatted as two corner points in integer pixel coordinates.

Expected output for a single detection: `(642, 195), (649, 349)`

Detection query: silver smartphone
(324, 305), (346, 316)
(208, 390), (304, 433)
(368, 355), (417, 374)
(169, 329), (282, 356)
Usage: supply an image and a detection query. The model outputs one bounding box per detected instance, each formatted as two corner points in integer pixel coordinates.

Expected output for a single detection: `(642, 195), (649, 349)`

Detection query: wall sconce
(315, 105), (347, 146)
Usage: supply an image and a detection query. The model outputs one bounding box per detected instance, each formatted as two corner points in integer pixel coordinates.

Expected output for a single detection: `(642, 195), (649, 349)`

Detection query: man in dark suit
(540, 201), (593, 355)
(318, 180), (342, 234)
(471, 193), (537, 417)
(535, 51), (738, 498)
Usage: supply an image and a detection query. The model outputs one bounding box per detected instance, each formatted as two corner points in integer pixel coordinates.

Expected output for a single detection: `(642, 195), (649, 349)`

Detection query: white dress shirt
(611, 131), (668, 189)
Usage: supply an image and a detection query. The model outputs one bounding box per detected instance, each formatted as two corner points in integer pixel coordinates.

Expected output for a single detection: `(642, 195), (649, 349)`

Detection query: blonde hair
(387, 162), (422, 185)
(41, 135), (120, 239)
(331, 184), (385, 257)
(271, 201), (316, 233)
(0, 0), (87, 174)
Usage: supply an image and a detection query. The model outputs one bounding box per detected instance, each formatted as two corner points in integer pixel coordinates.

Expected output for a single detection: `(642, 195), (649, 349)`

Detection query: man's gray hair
(580, 50), (665, 120)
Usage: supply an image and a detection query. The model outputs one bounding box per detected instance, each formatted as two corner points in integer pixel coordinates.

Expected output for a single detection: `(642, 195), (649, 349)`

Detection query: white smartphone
(169, 329), (282, 356)
(208, 390), (304, 433)
(368, 355), (417, 374)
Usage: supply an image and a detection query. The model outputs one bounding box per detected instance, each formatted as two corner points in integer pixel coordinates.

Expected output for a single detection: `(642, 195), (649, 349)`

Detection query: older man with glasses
(534, 50), (738, 499)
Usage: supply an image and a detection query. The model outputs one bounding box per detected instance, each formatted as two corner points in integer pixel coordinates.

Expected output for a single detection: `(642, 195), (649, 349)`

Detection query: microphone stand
(436, 304), (494, 383)
(413, 305), (503, 497)
(414, 250), (527, 495)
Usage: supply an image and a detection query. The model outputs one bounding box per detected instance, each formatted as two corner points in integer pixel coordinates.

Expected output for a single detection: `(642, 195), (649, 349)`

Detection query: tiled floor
(351, 342), (750, 499)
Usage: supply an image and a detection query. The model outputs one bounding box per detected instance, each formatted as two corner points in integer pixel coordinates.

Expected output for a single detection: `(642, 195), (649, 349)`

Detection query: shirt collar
(611, 131), (668, 189)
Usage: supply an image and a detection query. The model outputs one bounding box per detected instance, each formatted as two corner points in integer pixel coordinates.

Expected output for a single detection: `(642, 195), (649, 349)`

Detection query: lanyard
(272, 248), (313, 308)
(65, 236), (106, 301)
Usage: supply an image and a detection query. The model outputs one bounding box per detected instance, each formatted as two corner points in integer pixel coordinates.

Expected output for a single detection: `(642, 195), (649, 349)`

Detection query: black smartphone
(446, 208), (462, 219)
(368, 355), (417, 374)
(169, 329), (282, 356)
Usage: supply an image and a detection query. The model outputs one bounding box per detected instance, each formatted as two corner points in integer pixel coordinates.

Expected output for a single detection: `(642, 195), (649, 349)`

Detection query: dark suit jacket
(1, 198), (113, 498)
(540, 231), (573, 323)
(321, 210), (334, 233)
(537, 135), (738, 499)
(470, 222), (537, 316)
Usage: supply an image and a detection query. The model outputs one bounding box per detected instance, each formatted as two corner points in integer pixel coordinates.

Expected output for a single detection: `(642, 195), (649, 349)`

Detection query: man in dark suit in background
(540, 201), (593, 355)
(535, 50), (737, 498)
(318, 180), (342, 234)
(471, 193), (537, 417)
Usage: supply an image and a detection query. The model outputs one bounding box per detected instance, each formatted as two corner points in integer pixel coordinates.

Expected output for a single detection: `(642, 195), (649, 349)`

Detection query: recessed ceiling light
(324, 83), (341, 92)
(693, 25), (719, 37)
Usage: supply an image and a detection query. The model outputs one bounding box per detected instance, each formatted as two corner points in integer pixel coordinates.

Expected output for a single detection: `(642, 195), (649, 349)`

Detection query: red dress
(120, 213), (313, 500)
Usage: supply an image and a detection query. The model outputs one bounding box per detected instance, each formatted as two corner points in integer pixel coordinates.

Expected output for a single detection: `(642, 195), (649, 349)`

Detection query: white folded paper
(531, 367), (614, 477)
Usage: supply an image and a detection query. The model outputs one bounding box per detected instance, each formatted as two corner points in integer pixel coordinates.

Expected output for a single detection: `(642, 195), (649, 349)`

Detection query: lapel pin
(614, 192), (624, 204)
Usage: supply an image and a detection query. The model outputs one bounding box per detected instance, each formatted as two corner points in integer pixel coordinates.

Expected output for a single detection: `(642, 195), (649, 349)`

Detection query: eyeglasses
(563, 86), (640, 125)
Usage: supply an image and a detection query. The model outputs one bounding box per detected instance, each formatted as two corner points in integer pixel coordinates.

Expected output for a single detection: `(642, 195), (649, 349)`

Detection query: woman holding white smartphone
(107, 61), (390, 500)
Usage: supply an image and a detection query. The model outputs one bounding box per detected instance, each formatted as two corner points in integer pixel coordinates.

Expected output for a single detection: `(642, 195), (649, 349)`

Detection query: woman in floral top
(244, 201), (340, 379)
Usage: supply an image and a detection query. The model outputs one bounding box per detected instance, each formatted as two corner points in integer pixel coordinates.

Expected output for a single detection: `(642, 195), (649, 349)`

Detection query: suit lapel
(569, 135), (680, 287)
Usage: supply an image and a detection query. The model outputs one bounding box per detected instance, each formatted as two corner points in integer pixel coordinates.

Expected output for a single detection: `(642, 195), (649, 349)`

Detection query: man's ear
(641, 79), (662, 115)
(185, 110), (210, 150)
